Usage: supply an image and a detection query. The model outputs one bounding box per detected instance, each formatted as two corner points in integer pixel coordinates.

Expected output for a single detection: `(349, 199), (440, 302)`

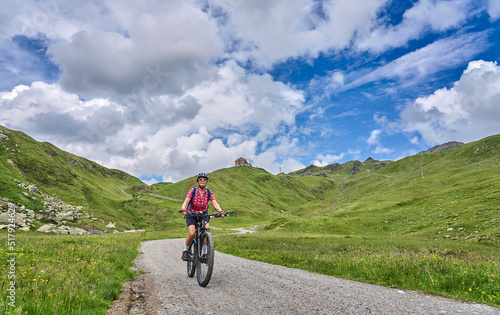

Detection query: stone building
(235, 157), (251, 167)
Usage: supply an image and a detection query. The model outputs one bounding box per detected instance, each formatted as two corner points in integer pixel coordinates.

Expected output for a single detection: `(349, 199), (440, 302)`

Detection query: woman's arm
(211, 199), (225, 217)
(181, 196), (190, 211)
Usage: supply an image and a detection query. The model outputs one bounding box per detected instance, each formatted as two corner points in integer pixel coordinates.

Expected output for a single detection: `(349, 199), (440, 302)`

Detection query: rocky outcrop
(324, 163), (341, 172)
(350, 160), (362, 174)
(37, 223), (88, 235)
(0, 182), (108, 234)
(418, 141), (464, 155)
(0, 202), (35, 231)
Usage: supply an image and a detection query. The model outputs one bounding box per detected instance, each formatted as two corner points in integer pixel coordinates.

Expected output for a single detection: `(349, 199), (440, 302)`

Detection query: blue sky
(1, 0), (499, 183)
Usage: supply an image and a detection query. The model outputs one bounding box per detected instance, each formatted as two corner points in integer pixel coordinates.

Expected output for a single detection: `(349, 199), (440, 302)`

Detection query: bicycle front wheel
(197, 232), (214, 287)
(187, 242), (196, 277)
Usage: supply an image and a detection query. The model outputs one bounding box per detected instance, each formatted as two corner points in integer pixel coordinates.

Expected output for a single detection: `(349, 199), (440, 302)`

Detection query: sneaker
(200, 254), (208, 263)
(182, 251), (189, 261)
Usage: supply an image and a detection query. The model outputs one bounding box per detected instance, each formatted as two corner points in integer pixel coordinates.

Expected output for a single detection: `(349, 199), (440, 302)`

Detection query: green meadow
(0, 231), (183, 314)
(0, 126), (499, 312)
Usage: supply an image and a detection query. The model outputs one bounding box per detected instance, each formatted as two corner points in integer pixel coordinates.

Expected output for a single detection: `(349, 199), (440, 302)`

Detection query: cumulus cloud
(356, 0), (474, 52)
(367, 129), (393, 154)
(218, 0), (386, 67)
(488, 0), (500, 20)
(47, 2), (223, 99)
(0, 81), (126, 144)
(401, 60), (500, 144)
(0, 58), (306, 182)
(313, 153), (345, 166)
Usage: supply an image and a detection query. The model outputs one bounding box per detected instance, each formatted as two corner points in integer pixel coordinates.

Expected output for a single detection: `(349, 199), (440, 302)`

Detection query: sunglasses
(198, 178), (207, 182)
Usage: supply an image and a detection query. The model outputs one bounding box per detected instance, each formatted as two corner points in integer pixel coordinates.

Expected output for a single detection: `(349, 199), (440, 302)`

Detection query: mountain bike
(179, 210), (223, 287)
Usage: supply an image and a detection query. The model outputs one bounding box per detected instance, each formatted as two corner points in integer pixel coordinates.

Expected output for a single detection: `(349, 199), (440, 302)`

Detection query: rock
(67, 227), (88, 235)
(55, 211), (79, 221)
(106, 222), (116, 229)
(37, 224), (87, 235)
(418, 141), (464, 155)
(24, 209), (35, 219)
(37, 223), (58, 233)
(54, 226), (70, 234)
(0, 212), (26, 227)
(351, 161), (362, 174)
(27, 184), (39, 193)
(0, 200), (10, 210)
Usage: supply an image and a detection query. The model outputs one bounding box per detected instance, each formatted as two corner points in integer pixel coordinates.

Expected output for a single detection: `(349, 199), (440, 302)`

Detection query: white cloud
(281, 158), (306, 174)
(347, 31), (491, 90)
(367, 129), (382, 146)
(356, 0), (473, 52)
(367, 128), (393, 154)
(187, 61), (305, 141)
(313, 153), (345, 166)
(0, 59), (306, 182)
(488, 0), (500, 20)
(219, 0), (386, 67)
(47, 2), (223, 99)
(401, 60), (500, 144)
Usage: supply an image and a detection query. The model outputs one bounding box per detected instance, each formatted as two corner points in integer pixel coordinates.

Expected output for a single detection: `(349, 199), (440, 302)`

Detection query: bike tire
(187, 242), (196, 277)
(196, 232), (214, 287)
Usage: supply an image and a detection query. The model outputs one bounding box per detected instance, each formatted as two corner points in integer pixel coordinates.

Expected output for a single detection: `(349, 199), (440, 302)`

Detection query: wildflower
(469, 288), (472, 292)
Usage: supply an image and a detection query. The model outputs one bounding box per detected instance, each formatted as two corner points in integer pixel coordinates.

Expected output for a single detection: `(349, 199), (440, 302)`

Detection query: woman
(180, 172), (225, 261)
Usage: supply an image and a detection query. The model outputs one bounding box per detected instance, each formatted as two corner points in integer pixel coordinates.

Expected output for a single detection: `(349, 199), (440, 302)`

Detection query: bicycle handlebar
(179, 210), (226, 218)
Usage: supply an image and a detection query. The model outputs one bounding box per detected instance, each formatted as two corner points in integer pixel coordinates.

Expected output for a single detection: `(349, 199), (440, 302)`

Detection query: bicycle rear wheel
(197, 232), (214, 287)
(187, 242), (196, 277)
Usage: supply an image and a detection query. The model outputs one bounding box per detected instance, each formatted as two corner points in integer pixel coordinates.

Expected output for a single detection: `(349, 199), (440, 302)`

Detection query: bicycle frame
(192, 212), (209, 260)
(182, 211), (222, 286)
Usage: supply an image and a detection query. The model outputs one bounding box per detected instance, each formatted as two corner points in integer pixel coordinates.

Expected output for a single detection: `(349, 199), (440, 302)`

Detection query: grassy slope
(151, 165), (339, 227)
(257, 135), (499, 244)
(0, 126), (151, 231)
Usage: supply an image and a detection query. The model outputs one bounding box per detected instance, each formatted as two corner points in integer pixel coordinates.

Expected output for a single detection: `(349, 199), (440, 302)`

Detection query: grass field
(216, 232), (500, 307)
(0, 231), (183, 314)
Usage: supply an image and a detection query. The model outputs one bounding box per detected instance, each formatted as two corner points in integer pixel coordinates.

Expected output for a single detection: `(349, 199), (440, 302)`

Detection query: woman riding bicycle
(180, 172), (225, 261)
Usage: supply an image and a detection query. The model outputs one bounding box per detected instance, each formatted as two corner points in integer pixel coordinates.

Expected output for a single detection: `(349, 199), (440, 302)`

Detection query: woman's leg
(186, 225), (196, 246)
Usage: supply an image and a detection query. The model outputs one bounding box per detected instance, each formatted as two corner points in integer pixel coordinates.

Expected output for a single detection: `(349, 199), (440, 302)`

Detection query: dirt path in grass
(108, 238), (499, 315)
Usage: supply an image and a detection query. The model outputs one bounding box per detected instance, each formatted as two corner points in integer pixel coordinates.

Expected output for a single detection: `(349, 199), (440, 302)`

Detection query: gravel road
(110, 238), (499, 315)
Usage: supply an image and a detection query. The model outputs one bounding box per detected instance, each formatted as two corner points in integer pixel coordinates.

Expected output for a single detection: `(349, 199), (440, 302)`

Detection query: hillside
(151, 166), (339, 226)
(0, 126), (154, 232)
(289, 157), (392, 178)
(263, 135), (500, 243)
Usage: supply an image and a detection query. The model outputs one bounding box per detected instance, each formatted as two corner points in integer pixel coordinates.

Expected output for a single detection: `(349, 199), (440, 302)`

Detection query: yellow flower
(468, 288), (472, 292)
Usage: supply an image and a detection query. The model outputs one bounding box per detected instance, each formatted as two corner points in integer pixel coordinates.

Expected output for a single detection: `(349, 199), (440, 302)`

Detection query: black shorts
(186, 214), (210, 227)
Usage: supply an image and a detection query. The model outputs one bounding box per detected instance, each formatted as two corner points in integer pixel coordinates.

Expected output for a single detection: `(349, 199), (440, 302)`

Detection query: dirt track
(109, 238), (499, 314)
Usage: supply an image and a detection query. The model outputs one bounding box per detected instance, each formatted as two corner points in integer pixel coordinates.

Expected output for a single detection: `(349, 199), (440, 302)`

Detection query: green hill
(289, 157), (392, 179)
(0, 126), (155, 232)
(151, 165), (338, 226)
(150, 135), (499, 244)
